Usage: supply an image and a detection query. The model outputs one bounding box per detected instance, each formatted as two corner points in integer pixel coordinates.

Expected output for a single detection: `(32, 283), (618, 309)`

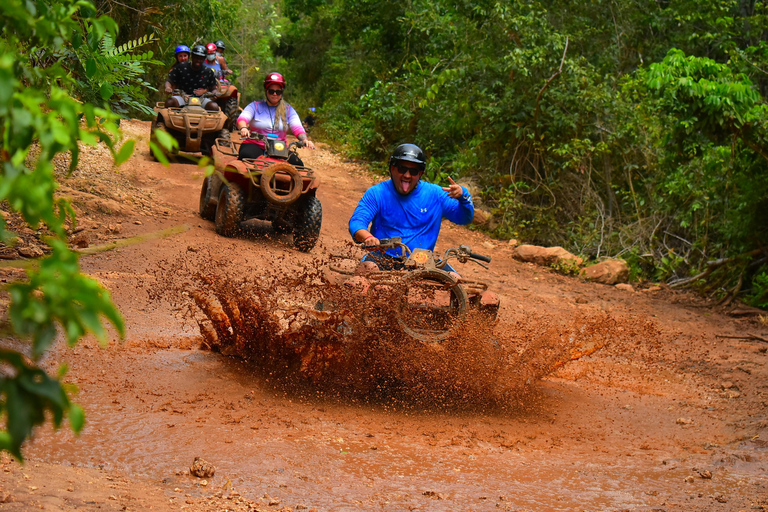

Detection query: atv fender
(221, 160), (253, 192)
(221, 159), (250, 178)
(212, 144), (239, 169)
(307, 175), (321, 192)
(478, 290), (500, 318)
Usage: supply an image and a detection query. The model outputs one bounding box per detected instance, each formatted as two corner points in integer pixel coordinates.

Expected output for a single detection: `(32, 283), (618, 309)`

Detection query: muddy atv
(214, 78), (241, 132)
(327, 237), (500, 342)
(151, 90), (228, 157)
(200, 134), (322, 252)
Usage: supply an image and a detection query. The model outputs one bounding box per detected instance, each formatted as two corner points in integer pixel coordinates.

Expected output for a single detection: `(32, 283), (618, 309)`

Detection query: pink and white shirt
(237, 100), (306, 147)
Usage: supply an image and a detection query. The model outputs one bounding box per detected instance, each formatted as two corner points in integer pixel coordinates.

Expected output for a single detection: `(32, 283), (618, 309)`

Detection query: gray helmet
(215, 40), (225, 51)
(389, 143), (426, 170)
(191, 44), (206, 58)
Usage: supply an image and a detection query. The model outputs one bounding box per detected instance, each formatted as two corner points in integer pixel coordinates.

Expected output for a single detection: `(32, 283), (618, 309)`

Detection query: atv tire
(396, 269), (468, 343)
(199, 176), (216, 221)
(223, 97), (240, 132)
(293, 196), (322, 252)
(260, 163), (304, 205)
(214, 183), (244, 237)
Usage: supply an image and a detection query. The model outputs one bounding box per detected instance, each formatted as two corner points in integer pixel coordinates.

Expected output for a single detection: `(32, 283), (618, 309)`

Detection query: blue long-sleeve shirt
(349, 180), (474, 256)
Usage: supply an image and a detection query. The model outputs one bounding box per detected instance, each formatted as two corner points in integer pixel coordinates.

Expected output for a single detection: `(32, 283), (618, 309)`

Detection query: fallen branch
(715, 333), (768, 344)
(669, 245), (768, 288)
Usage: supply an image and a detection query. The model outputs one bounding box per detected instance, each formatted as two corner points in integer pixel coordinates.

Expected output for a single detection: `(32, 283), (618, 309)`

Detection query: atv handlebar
(171, 89), (218, 99)
(362, 237), (491, 269)
(240, 132), (306, 150)
(470, 252), (491, 263)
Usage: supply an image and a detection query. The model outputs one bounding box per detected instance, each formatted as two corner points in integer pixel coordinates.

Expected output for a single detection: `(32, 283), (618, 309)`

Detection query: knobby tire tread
(214, 183), (244, 237)
(293, 196), (322, 252)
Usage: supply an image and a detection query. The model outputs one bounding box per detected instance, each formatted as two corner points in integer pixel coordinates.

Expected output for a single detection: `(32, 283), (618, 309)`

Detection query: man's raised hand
(442, 177), (463, 199)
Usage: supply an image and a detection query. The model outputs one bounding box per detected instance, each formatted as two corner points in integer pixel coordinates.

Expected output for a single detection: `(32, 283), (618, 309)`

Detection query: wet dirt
(1, 119), (767, 511)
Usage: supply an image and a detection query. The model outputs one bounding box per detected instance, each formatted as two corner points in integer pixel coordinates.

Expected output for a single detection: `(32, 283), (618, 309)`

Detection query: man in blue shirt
(349, 143), (474, 268)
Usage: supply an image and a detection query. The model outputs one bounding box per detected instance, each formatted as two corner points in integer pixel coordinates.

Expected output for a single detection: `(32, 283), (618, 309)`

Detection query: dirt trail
(1, 119), (767, 511)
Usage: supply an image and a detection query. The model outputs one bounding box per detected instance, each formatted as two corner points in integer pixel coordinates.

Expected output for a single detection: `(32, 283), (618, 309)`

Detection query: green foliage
(654, 252), (686, 282)
(278, 0), (768, 299)
(93, 0), (247, 109)
(71, 31), (163, 117)
(550, 258), (582, 277)
(0, 350), (81, 460)
(1, 0), (128, 460)
(746, 270), (768, 309)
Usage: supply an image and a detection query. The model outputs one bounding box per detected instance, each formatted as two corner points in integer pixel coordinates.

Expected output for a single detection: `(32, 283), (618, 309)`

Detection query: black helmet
(389, 143), (426, 170)
(215, 40), (225, 51)
(191, 44), (206, 58)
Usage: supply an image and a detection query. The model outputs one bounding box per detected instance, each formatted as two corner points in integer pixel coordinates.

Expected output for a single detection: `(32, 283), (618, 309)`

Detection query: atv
(213, 78), (241, 132)
(200, 133), (322, 252)
(327, 237), (500, 342)
(151, 90), (228, 157)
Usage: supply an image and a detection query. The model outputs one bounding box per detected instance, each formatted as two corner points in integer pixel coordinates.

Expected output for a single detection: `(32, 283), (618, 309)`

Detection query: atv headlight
(274, 142), (285, 151)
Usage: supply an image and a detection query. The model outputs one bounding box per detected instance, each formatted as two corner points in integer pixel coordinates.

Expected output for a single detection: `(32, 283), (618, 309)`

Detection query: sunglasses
(393, 164), (424, 176)
(266, 89), (283, 96)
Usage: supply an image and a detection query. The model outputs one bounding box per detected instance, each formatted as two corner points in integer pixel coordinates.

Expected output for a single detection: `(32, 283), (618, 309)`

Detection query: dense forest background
(85, 0), (768, 306)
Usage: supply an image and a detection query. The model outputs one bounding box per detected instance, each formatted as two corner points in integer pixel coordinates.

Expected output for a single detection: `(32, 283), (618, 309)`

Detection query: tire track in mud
(150, 249), (657, 411)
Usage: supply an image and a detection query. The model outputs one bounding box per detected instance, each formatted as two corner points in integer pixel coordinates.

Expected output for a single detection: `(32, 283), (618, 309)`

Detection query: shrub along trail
(0, 120), (766, 511)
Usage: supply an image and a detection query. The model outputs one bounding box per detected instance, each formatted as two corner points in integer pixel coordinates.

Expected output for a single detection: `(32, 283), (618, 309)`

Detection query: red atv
(200, 134), (322, 252)
(328, 238), (500, 342)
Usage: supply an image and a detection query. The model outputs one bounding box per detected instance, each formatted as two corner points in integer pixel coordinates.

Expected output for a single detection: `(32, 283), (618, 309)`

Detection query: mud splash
(152, 251), (650, 410)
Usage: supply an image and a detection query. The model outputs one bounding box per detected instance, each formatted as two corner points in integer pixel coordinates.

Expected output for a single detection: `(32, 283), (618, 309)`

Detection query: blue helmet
(175, 44), (191, 55)
(309, 107), (316, 113)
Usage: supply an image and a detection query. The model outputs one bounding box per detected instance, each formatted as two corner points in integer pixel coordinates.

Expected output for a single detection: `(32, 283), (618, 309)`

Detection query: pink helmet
(264, 72), (286, 90)
(205, 43), (217, 55)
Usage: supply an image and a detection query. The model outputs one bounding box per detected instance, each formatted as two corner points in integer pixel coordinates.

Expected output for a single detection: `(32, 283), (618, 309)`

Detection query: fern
(72, 28), (162, 118)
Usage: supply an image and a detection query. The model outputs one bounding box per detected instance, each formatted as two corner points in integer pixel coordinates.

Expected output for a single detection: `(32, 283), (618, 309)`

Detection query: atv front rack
(214, 139), (312, 171)
(214, 138), (317, 201)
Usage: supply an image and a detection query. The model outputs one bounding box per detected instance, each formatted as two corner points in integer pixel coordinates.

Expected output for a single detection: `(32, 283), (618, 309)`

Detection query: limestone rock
(512, 244), (582, 267)
(472, 208), (492, 225)
(582, 259), (629, 285)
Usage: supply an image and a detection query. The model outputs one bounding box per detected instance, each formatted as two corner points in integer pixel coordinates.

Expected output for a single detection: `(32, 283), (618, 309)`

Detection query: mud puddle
(25, 342), (757, 511)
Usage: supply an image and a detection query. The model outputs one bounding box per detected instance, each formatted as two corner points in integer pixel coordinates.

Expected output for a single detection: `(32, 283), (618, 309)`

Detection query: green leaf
(86, 59), (97, 79)
(69, 404), (85, 433)
(99, 83), (114, 101)
(149, 141), (170, 166)
(115, 139), (135, 165)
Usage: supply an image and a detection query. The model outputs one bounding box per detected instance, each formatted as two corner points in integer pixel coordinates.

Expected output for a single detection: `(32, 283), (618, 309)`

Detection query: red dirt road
(1, 120), (767, 511)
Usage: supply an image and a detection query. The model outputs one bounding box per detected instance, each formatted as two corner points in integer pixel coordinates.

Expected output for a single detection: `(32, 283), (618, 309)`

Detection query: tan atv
(213, 78), (241, 132)
(150, 90), (228, 157)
